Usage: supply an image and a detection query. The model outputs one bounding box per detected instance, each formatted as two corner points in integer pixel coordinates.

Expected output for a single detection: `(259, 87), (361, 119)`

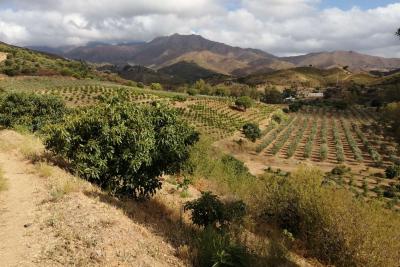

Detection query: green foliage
(0, 92), (66, 132)
(242, 123), (261, 142)
(235, 96), (253, 111)
(195, 227), (251, 267)
(288, 102), (303, 112)
(262, 87), (283, 104)
(172, 95), (187, 102)
(150, 82), (163, 91)
(44, 96), (199, 199)
(0, 43), (91, 78)
(221, 155), (250, 177)
(187, 88), (199, 96)
(331, 165), (351, 176)
(385, 165), (400, 179)
(184, 191), (246, 229)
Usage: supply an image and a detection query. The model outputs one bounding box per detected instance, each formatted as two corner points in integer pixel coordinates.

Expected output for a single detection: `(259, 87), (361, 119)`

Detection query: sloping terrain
(31, 34), (400, 77)
(239, 67), (354, 87)
(0, 130), (186, 267)
(282, 51), (400, 72)
(60, 34), (294, 75)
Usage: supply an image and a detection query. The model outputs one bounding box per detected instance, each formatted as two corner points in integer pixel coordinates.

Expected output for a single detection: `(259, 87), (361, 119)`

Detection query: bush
(187, 88), (198, 96)
(331, 165), (350, 176)
(44, 96), (199, 199)
(172, 95), (187, 102)
(221, 155), (250, 176)
(0, 92), (66, 132)
(242, 123), (261, 142)
(184, 191), (246, 229)
(258, 167), (400, 267)
(385, 165), (400, 179)
(235, 96), (253, 111)
(288, 102), (303, 112)
(150, 83), (163, 91)
(195, 227), (251, 267)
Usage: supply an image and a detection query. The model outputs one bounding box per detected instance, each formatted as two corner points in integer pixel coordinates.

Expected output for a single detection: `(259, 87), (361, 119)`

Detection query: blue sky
(320, 0), (399, 9)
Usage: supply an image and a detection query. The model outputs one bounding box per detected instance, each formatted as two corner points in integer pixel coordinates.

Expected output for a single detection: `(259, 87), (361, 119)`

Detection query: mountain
(60, 34), (294, 76)
(282, 51), (400, 72)
(30, 34), (400, 77)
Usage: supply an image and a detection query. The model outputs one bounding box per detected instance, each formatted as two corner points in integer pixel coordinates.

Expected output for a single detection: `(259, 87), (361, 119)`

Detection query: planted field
(0, 76), (278, 140)
(250, 106), (396, 168)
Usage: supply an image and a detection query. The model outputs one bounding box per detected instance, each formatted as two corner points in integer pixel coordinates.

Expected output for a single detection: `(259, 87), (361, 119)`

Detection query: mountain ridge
(22, 34), (400, 76)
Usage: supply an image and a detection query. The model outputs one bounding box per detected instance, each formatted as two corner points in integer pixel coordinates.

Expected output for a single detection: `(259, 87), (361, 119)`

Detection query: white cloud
(0, 0), (399, 58)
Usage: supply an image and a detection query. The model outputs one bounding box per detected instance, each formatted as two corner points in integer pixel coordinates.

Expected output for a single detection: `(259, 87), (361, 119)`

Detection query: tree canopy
(44, 96), (199, 199)
(235, 96), (253, 111)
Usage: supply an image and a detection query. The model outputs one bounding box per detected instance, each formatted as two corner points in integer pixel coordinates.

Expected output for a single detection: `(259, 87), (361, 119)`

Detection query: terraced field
(0, 76), (278, 140)
(216, 105), (400, 209)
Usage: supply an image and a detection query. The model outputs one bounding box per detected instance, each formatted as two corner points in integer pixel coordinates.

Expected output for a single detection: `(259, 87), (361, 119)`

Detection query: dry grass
(0, 167), (6, 192)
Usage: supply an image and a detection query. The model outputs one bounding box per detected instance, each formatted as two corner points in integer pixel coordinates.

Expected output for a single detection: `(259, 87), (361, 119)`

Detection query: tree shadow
(83, 189), (196, 249)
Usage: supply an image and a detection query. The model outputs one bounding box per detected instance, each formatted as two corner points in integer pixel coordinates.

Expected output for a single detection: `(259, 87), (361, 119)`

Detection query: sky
(0, 0), (399, 57)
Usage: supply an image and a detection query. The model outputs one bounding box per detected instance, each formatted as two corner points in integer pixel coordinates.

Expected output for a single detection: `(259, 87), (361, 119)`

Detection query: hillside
(282, 51), (400, 72)
(238, 67), (358, 88)
(99, 61), (227, 85)
(31, 34), (400, 77)
(0, 42), (92, 78)
(52, 34), (294, 75)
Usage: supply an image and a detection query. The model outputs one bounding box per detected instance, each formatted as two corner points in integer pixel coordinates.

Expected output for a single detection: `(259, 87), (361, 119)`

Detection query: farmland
(217, 105), (400, 208)
(0, 76), (278, 139)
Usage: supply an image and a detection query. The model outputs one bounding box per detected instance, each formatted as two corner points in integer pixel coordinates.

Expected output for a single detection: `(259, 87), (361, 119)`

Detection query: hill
(0, 42), (94, 78)
(99, 61), (227, 86)
(238, 66), (359, 88)
(32, 34), (400, 77)
(54, 34), (294, 75)
(282, 51), (400, 72)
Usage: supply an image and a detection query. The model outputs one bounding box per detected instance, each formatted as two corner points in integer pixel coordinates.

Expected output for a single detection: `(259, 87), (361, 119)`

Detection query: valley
(0, 21), (399, 267)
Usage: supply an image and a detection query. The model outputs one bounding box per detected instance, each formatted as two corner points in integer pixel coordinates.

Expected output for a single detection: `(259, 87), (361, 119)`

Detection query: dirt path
(0, 153), (44, 266)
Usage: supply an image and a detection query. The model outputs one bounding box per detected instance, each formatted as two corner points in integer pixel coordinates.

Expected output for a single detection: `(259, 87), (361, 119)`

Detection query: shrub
(44, 96), (199, 199)
(288, 102), (303, 112)
(150, 82), (163, 91)
(331, 165), (350, 176)
(242, 123), (261, 142)
(385, 165), (400, 179)
(258, 167), (400, 267)
(235, 96), (253, 111)
(187, 88), (198, 96)
(221, 155), (250, 176)
(0, 92), (66, 132)
(172, 95), (187, 102)
(184, 191), (246, 229)
(195, 227), (251, 267)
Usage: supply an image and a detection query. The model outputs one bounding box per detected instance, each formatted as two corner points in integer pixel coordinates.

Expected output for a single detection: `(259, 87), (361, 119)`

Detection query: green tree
(44, 96), (199, 199)
(262, 87), (283, 104)
(242, 123), (261, 142)
(235, 96), (253, 111)
(150, 83), (163, 90)
(0, 92), (66, 132)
